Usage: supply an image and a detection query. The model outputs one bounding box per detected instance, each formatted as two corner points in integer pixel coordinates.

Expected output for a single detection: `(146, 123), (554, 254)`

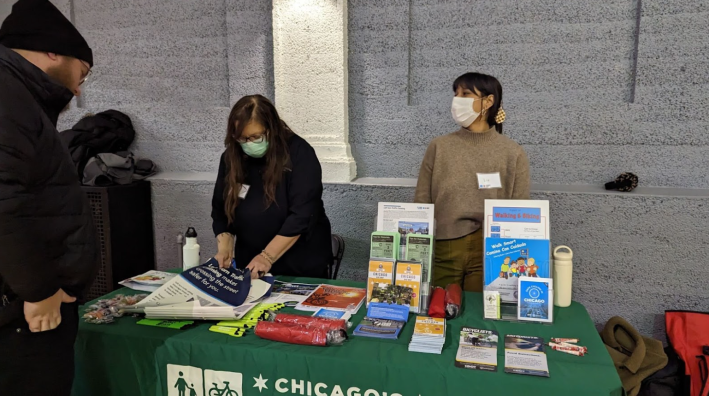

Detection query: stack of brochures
(121, 259), (273, 321)
(353, 317), (405, 339)
(353, 302), (409, 340)
(408, 316), (446, 354)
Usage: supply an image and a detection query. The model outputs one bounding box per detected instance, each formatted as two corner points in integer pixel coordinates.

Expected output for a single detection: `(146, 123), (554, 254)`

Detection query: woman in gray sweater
(414, 72), (530, 292)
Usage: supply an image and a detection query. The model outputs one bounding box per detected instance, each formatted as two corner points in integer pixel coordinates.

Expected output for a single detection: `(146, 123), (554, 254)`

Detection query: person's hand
(23, 288), (76, 332)
(215, 248), (233, 269)
(246, 253), (272, 279)
(215, 233), (235, 268)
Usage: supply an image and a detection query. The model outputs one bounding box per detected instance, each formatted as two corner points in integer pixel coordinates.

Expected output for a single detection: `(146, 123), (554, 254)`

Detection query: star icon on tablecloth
(253, 374), (268, 393)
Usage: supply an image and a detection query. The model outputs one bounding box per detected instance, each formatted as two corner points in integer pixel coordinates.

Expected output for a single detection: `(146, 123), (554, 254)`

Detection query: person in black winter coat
(0, 1), (98, 395)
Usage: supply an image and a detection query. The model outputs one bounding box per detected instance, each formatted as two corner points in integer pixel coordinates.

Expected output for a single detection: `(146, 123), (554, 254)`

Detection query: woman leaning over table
(414, 72), (530, 292)
(211, 95), (332, 279)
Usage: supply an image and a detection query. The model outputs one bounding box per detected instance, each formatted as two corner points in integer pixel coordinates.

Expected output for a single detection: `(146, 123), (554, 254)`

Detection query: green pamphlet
(370, 232), (400, 260)
(406, 234), (433, 283)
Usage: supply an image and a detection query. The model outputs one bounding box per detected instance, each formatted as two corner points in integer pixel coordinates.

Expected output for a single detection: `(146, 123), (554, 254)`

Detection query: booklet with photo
(517, 277), (553, 323)
(296, 285), (367, 314)
(119, 270), (177, 292)
(504, 335), (550, 377)
(367, 259), (395, 306)
(455, 328), (499, 371)
(263, 281), (320, 304)
(395, 261), (422, 313)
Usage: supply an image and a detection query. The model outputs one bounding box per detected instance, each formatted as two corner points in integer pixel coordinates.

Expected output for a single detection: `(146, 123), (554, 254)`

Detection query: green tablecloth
(73, 277), (623, 396)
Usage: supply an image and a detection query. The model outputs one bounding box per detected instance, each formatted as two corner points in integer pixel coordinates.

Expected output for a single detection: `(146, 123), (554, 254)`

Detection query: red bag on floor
(665, 310), (709, 396)
(428, 287), (446, 318)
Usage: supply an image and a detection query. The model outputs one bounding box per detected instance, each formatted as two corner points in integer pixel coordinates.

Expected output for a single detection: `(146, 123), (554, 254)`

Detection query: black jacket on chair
(0, 44), (98, 326)
(59, 109), (135, 179)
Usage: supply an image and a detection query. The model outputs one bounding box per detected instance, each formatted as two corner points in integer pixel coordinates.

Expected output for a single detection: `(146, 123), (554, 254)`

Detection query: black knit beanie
(0, 0), (93, 67)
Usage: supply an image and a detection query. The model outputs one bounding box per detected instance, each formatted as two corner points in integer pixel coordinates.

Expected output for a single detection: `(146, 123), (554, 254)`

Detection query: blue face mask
(240, 140), (269, 158)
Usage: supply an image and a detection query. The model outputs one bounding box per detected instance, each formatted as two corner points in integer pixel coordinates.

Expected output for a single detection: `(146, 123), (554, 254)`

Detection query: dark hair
(516, 257), (525, 262)
(453, 72), (503, 133)
(224, 95), (293, 224)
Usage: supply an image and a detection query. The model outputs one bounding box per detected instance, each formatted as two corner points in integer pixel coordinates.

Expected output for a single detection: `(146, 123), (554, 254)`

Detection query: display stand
(373, 204), (436, 314)
(481, 199), (553, 324)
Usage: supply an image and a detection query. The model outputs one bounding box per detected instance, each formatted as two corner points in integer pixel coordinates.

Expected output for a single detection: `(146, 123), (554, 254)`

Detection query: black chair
(329, 234), (345, 279)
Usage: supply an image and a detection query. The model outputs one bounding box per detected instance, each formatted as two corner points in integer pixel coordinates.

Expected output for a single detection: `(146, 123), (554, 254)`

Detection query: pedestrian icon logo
(167, 365), (243, 396)
(167, 365), (204, 396)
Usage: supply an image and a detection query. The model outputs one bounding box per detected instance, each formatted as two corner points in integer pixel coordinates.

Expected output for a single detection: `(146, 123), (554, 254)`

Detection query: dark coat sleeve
(0, 115), (60, 302)
(211, 152), (230, 236)
(278, 140), (324, 238)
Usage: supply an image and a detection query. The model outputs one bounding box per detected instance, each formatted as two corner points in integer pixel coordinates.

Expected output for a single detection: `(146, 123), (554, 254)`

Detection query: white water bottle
(182, 227), (201, 271)
(553, 246), (573, 307)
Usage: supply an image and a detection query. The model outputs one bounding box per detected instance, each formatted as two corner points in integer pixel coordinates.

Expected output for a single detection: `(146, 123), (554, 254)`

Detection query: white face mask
(451, 97), (480, 127)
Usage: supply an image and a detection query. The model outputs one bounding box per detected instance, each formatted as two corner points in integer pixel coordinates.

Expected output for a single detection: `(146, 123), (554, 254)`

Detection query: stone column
(272, 0), (357, 182)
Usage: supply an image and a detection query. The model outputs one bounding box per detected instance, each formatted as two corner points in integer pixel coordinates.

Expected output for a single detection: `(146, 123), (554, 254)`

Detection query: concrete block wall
(0, 3), (12, 20)
(3, 0), (707, 337)
(55, 0), (274, 174)
(349, 0), (709, 187)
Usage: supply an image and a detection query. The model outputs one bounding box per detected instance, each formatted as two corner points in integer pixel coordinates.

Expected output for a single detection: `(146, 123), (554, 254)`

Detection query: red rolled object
(255, 321), (328, 346)
(444, 283), (463, 319)
(272, 313), (347, 332)
(428, 287), (446, 318)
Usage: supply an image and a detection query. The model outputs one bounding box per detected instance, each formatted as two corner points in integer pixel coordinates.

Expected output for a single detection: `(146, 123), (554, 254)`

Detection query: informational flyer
(377, 203), (434, 257)
(504, 335), (550, 377)
(484, 200), (550, 239)
(455, 328), (499, 372)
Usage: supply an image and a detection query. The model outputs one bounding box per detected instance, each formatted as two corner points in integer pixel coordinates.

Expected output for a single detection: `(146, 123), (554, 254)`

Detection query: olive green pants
(433, 230), (483, 292)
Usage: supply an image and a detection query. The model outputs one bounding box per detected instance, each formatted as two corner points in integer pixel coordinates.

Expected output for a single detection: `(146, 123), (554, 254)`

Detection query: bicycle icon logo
(209, 381), (240, 396)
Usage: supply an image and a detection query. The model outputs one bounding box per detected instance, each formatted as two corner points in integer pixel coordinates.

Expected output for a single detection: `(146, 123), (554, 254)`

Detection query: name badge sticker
(477, 173), (502, 189)
(238, 184), (250, 199)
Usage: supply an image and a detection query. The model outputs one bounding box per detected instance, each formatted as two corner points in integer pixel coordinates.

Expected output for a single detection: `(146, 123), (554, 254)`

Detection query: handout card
(455, 328), (499, 371)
